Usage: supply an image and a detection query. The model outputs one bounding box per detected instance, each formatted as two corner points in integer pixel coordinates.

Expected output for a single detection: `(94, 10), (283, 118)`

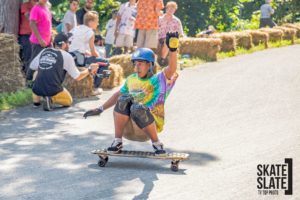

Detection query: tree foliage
(50, 0), (300, 36)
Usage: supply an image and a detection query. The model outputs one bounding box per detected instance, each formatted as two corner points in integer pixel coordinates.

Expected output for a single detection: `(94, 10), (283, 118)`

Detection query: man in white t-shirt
(62, 0), (79, 34)
(104, 10), (117, 58)
(114, 0), (137, 54)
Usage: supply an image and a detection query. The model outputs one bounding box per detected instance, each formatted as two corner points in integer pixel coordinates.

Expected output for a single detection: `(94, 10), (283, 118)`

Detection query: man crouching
(29, 32), (99, 111)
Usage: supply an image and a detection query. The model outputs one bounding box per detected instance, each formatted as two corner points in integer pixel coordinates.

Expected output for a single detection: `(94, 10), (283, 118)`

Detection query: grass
(178, 56), (207, 69)
(0, 89), (32, 111)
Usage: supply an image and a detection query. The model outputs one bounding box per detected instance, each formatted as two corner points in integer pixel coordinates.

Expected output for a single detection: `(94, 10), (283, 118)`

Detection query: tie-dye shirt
(120, 71), (177, 132)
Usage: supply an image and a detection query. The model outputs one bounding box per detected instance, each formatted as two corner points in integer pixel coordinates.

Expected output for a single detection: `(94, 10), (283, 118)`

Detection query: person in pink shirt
(26, 0), (52, 82)
(158, 1), (183, 66)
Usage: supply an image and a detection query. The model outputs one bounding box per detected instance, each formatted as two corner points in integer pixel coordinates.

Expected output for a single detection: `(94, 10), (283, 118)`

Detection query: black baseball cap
(54, 32), (72, 45)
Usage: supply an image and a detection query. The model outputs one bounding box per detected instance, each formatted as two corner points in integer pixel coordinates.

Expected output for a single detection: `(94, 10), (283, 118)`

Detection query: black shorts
(114, 95), (154, 129)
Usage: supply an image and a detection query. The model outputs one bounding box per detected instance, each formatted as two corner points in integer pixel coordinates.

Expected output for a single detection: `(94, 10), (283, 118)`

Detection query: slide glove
(83, 107), (103, 119)
(166, 32), (179, 52)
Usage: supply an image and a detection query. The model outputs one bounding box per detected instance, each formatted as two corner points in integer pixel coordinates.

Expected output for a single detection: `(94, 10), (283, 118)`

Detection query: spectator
(18, 0), (37, 73)
(260, 0), (276, 28)
(95, 35), (106, 58)
(26, 0), (52, 82)
(69, 11), (100, 58)
(198, 25), (216, 37)
(135, 0), (164, 49)
(104, 10), (118, 58)
(69, 11), (109, 95)
(114, 0), (137, 54)
(29, 32), (99, 111)
(76, 0), (94, 25)
(158, 1), (183, 66)
(62, 0), (79, 34)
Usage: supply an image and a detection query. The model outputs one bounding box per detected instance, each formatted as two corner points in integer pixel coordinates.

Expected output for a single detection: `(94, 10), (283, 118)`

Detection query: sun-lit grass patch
(0, 89), (32, 111)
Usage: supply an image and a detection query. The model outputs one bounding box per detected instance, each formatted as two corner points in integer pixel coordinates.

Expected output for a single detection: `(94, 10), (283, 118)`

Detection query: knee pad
(114, 94), (133, 115)
(130, 103), (154, 129)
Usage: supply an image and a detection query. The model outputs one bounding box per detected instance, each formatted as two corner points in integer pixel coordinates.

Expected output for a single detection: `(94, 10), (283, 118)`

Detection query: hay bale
(109, 54), (160, 77)
(246, 30), (269, 48)
(282, 23), (300, 36)
(179, 37), (221, 61)
(211, 33), (236, 52)
(101, 63), (124, 89)
(273, 26), (297, 44)
(231, 31), (253, 49)
(0, 33), (25, 93)
(63, 67), (94, 98)
(282, 23), (300, 38)
(259, 28), (283, 42)
(109, 54), (133, 77)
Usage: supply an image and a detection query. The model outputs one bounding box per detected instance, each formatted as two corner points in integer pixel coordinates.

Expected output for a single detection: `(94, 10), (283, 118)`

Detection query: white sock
(114, 138), (122, 143)
(152, 141), (163, 146)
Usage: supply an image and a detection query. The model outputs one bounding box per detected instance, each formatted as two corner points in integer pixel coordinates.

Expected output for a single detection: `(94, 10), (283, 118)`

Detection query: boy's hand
(83, 107), (103, 118)
(88, 63), (99, 75)
(166, 32), (179, 52)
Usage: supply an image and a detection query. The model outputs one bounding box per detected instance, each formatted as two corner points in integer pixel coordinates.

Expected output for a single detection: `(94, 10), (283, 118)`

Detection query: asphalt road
(1, 45), (299, 200)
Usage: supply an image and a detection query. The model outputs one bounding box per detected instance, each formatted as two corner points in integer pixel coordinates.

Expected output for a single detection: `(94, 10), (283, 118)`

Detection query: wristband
(98, 105), (104, 112)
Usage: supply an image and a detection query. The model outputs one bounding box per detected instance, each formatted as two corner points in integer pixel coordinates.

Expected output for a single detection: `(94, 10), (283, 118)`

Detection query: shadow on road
(0, 106), (219, 199)
(87, 148), (218, 199)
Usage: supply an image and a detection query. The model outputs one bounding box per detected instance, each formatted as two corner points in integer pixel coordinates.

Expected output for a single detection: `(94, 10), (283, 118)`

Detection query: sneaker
(152, 142), (166, 155)
(107, 140), (123, 153)
(91, 88), (103, 96)
(33, 102), (41, 108)
(43, 96), (53, 111)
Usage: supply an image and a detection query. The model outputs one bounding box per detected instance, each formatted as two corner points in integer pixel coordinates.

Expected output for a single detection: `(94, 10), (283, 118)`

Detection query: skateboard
(91, 149), (190, 172)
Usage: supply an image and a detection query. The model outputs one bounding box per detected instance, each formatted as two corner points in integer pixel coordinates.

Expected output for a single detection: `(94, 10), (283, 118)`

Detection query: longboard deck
(91, 149), (189, 160)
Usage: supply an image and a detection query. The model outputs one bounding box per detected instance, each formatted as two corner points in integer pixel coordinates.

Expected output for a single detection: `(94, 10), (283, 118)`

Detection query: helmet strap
(147, 63), (154, 78)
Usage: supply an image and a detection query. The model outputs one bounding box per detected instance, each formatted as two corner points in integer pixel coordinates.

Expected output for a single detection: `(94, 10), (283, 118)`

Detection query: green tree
(50, 0), (300, 36)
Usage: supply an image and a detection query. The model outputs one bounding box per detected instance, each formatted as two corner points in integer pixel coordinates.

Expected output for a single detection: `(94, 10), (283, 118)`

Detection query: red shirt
(19, 2), (34, 35)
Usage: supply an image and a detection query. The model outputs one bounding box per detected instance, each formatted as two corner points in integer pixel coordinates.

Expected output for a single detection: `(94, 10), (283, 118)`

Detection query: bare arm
(75, 63), (99, 81)
(114, 15), (121, 38)
(83, 90), (122, 118)
(102, 91), (122, 111)
(65, 23), (73, 32)
(164, 51), (177, 80)
(155, 0), (163, 16)
(30, 20), (46, 47)
(89, 35), (100, 57)
(75, 69), (89, 81)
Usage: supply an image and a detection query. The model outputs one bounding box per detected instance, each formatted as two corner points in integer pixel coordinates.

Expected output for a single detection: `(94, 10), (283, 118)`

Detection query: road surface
(1, 45), (299, 199)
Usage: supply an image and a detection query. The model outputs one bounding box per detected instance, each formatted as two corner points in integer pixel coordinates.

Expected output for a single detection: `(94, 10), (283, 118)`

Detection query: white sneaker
(91, 88), (103, 96)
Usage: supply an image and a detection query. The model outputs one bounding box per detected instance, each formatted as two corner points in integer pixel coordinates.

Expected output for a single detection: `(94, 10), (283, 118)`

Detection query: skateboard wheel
(171, 161), (179, 172)
(98, 159), (107, 167)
